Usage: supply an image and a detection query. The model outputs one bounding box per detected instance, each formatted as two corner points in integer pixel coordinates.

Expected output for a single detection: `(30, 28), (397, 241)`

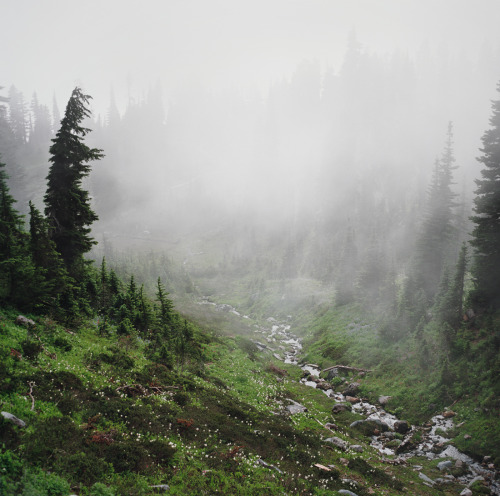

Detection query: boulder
(1, 412), (26, 428)
(394, 420), (410, 434)
(460, 490), (473, 496)
(418, 472), (435, 485)
(345, 396), (360, 404)
(343, 382), (361, 396)
(350, 419), (389, 436)
(338, 490), (359, 496)
(437, 460), (453, 471)
(326, 368), (339, 380)
(332, 403), (351, 414)
(442, 410), (456, 418)
(286, 400), (307, 415)
(15, 315), (36, 329)
(378, 395), (391, 406)
(325, 436), (349, 451)
(350, 445), (364, 453)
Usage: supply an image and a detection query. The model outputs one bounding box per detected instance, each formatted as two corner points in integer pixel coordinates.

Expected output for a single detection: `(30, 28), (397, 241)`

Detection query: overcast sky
(2, 0), (500, 113)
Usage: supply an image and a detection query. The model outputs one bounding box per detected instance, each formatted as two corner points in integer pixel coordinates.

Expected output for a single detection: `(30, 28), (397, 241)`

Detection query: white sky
(2, 0), (500, 113)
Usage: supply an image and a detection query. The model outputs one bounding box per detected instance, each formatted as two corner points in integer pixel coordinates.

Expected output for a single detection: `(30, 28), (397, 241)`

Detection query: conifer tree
(470, 82), (500, 309)
(44, 87), (103, 278)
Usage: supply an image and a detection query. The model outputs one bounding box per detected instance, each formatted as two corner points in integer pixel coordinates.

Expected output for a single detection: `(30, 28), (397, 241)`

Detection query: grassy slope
(0, 306), (476, 496)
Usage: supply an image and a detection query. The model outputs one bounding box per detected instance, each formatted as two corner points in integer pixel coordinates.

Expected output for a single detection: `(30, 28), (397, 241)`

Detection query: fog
(2, 0), (500, 303)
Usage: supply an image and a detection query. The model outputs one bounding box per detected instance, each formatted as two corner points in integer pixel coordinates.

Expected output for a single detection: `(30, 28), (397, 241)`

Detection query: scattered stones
(1, 412), (26, 428)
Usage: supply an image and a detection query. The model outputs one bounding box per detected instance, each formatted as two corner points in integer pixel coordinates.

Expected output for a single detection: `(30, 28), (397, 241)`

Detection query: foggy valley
(1, 1), (500, 495)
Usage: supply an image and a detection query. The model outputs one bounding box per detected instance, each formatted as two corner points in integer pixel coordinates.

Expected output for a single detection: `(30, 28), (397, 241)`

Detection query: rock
(316, 381), (331, 391)
(394, 420), (410, 434)
(273, 353), (282, 361)
(325, 436), (349, 451)
(325, 422), (338, 430)
(464, 434), (472, 440)
(332, 403), (351, 414)
(15, 315), (36, 328)
(345, 396), (360, 404)
(286, 400), (307, 415)
(150, 485), (170, 492)
(326, 368), (339, 380)
(1, 412), (26, 428)
(418, 472), (435, 485)
(467, 476), (484, 487)
(339, 458), (349, 466)
(460, 489), (473, 496)
(437, 460), (453, 471)
(343, 382), (361, 396)
(378, 395), (391, 406)
(483, 455), (492, 463)
(338, 490), (359, 496)
(350, 419), (389, 436)
(350, 445), (364, 453)
(442, 410), (456, 418)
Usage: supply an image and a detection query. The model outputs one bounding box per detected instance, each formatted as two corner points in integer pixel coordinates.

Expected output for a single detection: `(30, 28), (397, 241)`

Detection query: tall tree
(44, 87), (103, 277)
(470, 81), (500, 309)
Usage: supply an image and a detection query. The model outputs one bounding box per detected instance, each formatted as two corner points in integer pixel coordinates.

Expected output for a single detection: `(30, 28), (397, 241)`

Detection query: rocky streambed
(201, 299), (499, 495)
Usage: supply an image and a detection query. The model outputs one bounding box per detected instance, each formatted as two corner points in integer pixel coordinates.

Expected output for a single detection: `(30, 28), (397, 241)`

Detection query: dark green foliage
(44, 87), (103, 278)
(470, 81), (500, 310)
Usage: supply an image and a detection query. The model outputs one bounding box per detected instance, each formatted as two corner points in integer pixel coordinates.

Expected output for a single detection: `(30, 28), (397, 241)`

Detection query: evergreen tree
(470, 81), (500, 309)
(44, 88), (103, 277)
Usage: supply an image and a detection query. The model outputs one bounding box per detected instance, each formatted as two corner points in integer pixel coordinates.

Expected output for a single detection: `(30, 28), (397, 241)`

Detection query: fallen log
(321, 365), (373, 374)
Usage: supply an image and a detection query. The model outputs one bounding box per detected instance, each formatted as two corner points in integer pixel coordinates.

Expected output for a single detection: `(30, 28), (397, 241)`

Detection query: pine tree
(470, 81), (500, 309)
(44, 88), (103, 277)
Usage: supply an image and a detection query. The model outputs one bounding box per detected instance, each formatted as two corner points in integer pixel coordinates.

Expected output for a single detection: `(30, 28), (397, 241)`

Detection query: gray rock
(338, 490), (359, 496)
(418, 472), (435, 485)
(349, 419), (389, 435)
(394, 420), (410, 434)
(343, 382), (360, 396)
(325, 436), (349, 451)
(437, 460), (453, 471)
(150, 484), (170, 492)
(350, 445), (364, 453)
(1, 412), (26, 427)
(467, 476), (484, 487)
(326, 368), (339, 380)
(285, 400), (307, 415)
(16, 315), (36, 328)
(460, 489), (473, 496)
(332, 403), (351, 414)
(378, 395), (391, 406)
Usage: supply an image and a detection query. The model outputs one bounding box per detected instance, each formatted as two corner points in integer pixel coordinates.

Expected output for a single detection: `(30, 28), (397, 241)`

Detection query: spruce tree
(44, 87), (103, 278)
(470, 81), (500, 309)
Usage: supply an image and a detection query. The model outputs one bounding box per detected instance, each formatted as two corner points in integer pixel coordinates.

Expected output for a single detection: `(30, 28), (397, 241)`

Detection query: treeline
(0, 87), (199, 369)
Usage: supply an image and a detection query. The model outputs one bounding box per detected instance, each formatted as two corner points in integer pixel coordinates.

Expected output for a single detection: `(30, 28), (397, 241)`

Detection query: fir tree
(470, 81), (500, 309)
(44, 87), (103, 278)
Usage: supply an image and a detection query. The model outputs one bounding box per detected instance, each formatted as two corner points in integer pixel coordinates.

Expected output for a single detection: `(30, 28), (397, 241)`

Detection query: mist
(2, 0), (500, 307)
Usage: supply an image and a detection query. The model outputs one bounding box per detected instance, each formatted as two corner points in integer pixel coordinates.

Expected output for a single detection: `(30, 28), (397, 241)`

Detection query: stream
(200, 299), (499, 494)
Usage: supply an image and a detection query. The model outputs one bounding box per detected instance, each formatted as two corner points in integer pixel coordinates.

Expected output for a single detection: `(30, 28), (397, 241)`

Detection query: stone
(437, 460), (453, 471)
(324, 422), (338, 430)
(442, 410), (456, 418)
(258, 458), (283, 474)
(343, 382), (361, 396)
(350, 419), (389, 436)
(394, 420), (410, 434)
(378, 395), (391, 406)
(345, 396), (360, 403)
(350, 445), (364, 453)
(1, 412), (26, 428)
(464, 434), (472, 440)
(418, 472), (435, 485)
(326, 368), (339, 380)
(15, 315), (36, 328)
(286, 400), (307, 415)
(338, 490), (359, 496)
(460, 489), (473, 496)
(150, 485), (170, 492)
(332, 403), (351, 414)
(325, 436), (349, 451)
